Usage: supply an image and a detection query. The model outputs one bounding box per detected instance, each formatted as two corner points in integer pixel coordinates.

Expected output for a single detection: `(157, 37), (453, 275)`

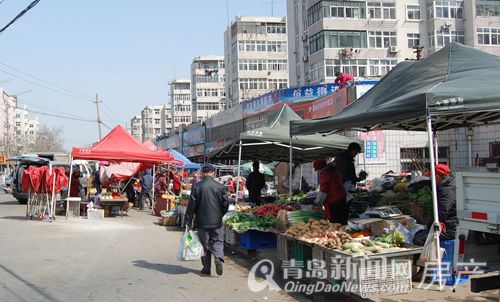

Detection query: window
(267, 79), (288, 90)
(154, 109), (160, 115)
(310, 30), (367, 54)
(268, 59), (288, 71)
(331, 1), (366, 19)
(429, 29), (464, 47)
(266, 23), (286, 34)
(427, 1), (463, 19)
(368, 31), (397, 48)
(325, 58), (396, 78)
(477, 0), (500, 16)
(368, 2), (396, 19)
(310, 62), (324, 82)
(407, 5), (421, 20)
(478, 27), (500, 45)
(407, 33), (420, 48)
(239, 78), (267, 90)
(154, 119), (160, 125)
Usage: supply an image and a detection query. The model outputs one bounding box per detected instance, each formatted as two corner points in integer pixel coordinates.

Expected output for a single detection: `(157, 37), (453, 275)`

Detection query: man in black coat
(185, 164), (230, 276)
(246, 161), (266, 206)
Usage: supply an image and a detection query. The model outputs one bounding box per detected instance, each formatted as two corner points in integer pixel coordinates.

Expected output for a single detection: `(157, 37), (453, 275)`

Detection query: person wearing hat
(246, 161), (266, 206)
(185, 164), (230, 276)
(413, 163), (457, 245)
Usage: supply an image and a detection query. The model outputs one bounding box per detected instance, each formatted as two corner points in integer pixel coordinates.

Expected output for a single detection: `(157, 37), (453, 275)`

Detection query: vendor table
(100, 199), (128, 218)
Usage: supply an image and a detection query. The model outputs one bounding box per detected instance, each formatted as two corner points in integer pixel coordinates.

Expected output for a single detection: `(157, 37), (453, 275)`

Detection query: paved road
(0, 193), (296, 302)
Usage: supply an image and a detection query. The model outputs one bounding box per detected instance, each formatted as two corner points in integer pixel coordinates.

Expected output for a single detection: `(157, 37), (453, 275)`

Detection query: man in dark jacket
(413, 164), (457, 245)
(334, 142), (367, 203)
(140, 170), (153, 210)
(246, 161), (266, 206)
(185, 164), (230, 276)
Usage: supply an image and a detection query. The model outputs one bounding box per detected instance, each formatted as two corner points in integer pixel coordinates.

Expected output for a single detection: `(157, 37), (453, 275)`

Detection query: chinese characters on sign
(359, 130), (385, 162)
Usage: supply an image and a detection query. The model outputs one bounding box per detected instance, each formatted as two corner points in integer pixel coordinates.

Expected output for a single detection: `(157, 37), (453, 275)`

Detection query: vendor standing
(69, 166), (82, 198)
(413, 164), (457, 245)
(171, 171), (182, 196)
(334, 142), (367, 203)
(155, 172), (169, 196)
(246, 161), (266, 206)
(313, 159), (348, 225)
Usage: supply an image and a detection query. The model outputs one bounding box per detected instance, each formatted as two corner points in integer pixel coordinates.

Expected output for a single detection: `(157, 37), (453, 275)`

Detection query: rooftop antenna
(226, 0), (230, 26)
(264, 0), (280, 16)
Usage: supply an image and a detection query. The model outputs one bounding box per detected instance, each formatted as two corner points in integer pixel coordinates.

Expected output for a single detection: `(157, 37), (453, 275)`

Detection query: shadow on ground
(132, 260), (202, 276)
(1, 215), (30, 220)
(0, 200), (20, 205)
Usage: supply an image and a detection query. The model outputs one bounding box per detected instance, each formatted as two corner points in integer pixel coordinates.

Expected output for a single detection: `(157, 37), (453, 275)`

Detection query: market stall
(290, 43), (500, 287)
(69, 125), (174, 219)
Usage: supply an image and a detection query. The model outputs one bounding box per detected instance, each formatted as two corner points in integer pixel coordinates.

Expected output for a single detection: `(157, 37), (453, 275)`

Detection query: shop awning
(167, 149), (201, 169)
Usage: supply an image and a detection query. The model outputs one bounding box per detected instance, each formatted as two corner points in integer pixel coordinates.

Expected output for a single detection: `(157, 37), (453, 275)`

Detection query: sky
(0, 0), (287, 150)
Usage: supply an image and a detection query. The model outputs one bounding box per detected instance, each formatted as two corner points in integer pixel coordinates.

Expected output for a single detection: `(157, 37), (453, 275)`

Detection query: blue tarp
(167, 149), (201, 169)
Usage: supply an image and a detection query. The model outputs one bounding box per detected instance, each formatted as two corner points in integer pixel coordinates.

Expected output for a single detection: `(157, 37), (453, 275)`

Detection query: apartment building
(130, 115), (142, 141)
(287, 0), (500, 86)
(162, 104), (173, 136)
(141, 105), (163, 142)
(224, 16), (289, 108)
(169, 79), (192, 131)
(191, 55), (226, 123)
(0, 88), (17, 155)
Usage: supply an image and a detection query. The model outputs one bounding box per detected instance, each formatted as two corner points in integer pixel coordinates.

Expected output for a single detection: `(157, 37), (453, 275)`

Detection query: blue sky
(0, 0), (286, 149)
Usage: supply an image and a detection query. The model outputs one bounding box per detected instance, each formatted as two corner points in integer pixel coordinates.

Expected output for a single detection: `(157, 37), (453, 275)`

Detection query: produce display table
(100, 199), (128, 218)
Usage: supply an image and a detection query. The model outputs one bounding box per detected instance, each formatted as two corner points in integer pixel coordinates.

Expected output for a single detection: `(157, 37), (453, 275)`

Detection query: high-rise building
(191, 55), (226, 123)
(130, 115), (142, 141)
(0, 89), (17, 156)
(287, 0), (500, 86)
(14, 105), (38, 150)
(162, 104), (173, 136)
(169, 79), (192, 130)
(224, 16), (289, 108)
(141, 105), (163, 142)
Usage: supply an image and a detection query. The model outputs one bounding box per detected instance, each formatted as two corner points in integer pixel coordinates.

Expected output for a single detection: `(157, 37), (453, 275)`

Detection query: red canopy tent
(72, 126), (173, 164)
(142, 140), (184, 166)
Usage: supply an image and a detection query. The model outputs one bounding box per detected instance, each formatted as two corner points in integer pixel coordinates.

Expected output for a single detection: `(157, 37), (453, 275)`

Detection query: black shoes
(214, 257), (223, 276)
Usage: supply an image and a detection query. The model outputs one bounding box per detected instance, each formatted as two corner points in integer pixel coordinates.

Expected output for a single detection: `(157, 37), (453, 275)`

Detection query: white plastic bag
(416, 224), (445, 267)
(177, 226), (204, 261)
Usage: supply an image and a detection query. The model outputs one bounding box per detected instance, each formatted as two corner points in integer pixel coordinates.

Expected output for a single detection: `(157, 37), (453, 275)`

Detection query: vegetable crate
(370, 216), (416, 236)
(224, 225), (240, 246)
(290, 240), (313, 263)
(87, 209), (104, 220)
(239, 230), (277, 250)
(276, 234), (291, 262)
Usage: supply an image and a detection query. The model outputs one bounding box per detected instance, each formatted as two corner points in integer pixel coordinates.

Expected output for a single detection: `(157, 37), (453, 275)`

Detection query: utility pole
(94, 94), (103, 140)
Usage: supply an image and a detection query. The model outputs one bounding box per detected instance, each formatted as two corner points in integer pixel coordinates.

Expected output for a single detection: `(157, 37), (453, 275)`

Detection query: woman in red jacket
(172, 171), (182, 196)
(313, 158), (348, 225)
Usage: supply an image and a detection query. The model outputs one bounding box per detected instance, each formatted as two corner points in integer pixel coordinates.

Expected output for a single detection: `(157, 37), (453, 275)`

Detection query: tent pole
(434, 132), (439, 164)
(289, 136), (293, 201)
(363, 133), (368, 185)
(299, 164), (303, 191)
(426, 116), (442, 288)
(50, 166), (57, 220)
(152, 165), (156, 214)
(66, 156), (74, 220)
(235, 140), (242, 203)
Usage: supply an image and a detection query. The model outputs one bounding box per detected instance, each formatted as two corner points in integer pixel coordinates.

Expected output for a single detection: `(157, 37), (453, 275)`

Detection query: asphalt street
(0, 193), (295, 302)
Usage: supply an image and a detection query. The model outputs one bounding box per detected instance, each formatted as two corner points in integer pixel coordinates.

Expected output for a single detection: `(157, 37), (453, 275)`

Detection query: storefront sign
(241, 92), (276, 118)
(185, 127), (205, 146)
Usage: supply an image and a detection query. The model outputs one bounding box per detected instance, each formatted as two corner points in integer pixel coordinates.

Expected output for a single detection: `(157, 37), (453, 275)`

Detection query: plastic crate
(430, 240), (469, 286)
(87, 209), (104, 220)
(224, 225), (240, 246)
(239, 230), (277, 250)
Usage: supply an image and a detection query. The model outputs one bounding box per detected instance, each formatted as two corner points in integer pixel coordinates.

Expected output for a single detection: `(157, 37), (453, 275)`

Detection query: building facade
(224, 16), (289, 108)
(0, 89), (17, 156)
(191, 55), (226, 123)
(130, 115), (142, 141)
(169, 79), (192, 131)
(287, 0), (500, 86)
(141, 105), (163, 142)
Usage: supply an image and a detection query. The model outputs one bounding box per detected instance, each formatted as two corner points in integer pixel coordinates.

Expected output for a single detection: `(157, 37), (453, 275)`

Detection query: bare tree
(31, 125), (65, 152)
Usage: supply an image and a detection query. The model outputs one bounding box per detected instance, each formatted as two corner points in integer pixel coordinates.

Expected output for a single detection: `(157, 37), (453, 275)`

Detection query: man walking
(185, 164), (229, 276)
(139, 170), (153, 210)
(246, 161), (266, 206)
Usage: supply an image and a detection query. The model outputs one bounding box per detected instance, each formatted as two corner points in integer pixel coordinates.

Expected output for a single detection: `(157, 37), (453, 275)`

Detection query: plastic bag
(177, 226), (204, 261)
(416, 223), (445, 267)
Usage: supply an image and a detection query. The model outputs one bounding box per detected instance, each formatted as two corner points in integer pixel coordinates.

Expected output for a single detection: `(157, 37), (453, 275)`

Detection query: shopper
(334, 71), (355, 89)
(313, 159), (348, 225)
(301, 176), (311, 193)
(246, 161), (266, 206)
(185, 164), (229, 276)
(172, 171), (182, 196)
(139, 170), (153, 210)
(155, 172), (169, 196)
(226, 177), (235, 193)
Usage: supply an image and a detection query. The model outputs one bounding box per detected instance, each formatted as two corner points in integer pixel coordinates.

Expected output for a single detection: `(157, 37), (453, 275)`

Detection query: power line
(0, 67), (92, 102)
(0, 0), (8, 6)
(102, 101), (121, 125)
(17, 97), (93, 120)
(5, 102), (96, 123)
(0, 62), (93, 100)
(0, 0), (42, 34)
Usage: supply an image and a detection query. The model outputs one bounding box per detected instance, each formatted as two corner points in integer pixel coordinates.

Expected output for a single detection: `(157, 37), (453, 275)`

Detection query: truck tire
(17, 198), (27, 205)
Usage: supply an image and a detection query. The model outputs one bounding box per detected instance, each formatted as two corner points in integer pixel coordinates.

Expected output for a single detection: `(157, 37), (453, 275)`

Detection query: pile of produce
(409, 186), (433, 213)
(374, 229), (405, 247)
(235, 204), (251, 212)
(274, 192), (306, 205)
(337, 238), (408, 257)
(224, 212), (276, 232)
(285, 220), (352, 249)
(287, 210), (324, 224)
(252, 204), (296, 217)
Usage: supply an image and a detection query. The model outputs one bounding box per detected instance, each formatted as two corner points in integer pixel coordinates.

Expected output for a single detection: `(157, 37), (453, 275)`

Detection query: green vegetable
(375, 230), (405, 247)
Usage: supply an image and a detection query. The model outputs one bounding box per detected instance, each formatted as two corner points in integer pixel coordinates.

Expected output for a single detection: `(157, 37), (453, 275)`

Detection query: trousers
(197, 227), (224, 260)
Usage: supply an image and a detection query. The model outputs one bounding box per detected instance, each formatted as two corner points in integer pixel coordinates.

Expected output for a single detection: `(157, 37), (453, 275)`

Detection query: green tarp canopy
(290, 43), (500, 136)
(211, 105), (360, 163)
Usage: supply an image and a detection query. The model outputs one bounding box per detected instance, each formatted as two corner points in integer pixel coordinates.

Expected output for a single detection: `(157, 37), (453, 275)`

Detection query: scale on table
(359, 206), (403, 219)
